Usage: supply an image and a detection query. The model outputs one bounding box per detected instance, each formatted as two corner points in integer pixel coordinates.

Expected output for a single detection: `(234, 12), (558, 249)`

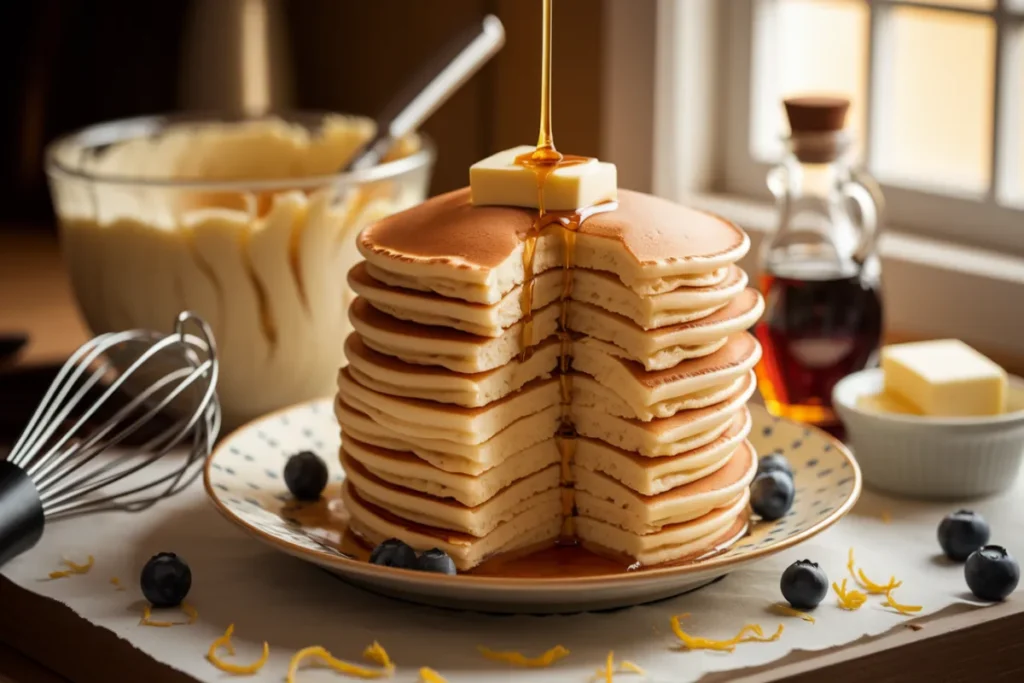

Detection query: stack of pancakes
(336, 188), (764, 571)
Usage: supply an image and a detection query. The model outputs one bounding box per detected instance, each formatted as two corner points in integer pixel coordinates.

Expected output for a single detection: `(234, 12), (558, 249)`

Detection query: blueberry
(938, 510), (991, 561)
(757, 453), (793, 479)
(780, 559), (828, 610)
(284, 450), (328, 501)
(140, 553), (192, 608)
(415, 548), (457, 575)
(965, 545), (1019, 602)
(369, 539), (417, 569)
(750, 471), (795, 520)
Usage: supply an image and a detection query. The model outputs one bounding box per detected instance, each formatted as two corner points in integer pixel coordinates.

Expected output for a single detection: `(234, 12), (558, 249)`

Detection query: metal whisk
(0, 311), (220, 567)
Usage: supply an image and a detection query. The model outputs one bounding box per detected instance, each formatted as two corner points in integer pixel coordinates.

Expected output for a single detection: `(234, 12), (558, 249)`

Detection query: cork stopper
(784, 97), (850, 134)
(783, 97), (851, 163)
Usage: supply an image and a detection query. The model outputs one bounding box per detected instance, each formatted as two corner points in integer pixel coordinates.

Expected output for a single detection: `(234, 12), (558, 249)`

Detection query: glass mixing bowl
(46, 112), (435, 427)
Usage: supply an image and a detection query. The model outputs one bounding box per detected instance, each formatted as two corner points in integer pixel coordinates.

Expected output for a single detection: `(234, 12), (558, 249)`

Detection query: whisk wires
(6, 311), (221, 519)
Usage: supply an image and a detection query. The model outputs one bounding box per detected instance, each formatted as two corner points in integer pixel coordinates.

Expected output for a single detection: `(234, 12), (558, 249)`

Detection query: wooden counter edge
(707, 598), (1024, 682)
(2, 572), (1023, 683)
(0, 576), (192, 683)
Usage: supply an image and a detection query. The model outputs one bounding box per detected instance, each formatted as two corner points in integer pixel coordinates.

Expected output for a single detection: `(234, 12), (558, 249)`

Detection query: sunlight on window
(1002, 25), (1024, 206)
(872, 7), (994, 195)
(753, 0), (868, 161)
(922, 0), (994, 8)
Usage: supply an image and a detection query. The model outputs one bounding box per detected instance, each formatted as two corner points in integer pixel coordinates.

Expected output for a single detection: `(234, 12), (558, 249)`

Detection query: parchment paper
(3, 458), (1019, 683)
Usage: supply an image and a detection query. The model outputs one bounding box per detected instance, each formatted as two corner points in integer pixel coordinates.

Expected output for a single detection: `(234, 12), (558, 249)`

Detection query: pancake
(573, 440), (757, 535)
(343, 483), (563, 572)
(344, 334), (559, 407)
(362, 235), (562, 305)
(349, 262), (563, 337)
(336, 398), (562, 474)
(337, 369), (560, 445)
(357, 193), (559, 304)
(577, 405), (753, 491)
(575, 336), (728, 369)
(342, 452), (561, 537)
(572, 333), (761, 419)
(576, 490), (749, 566)
(570, 265), (747, 330)
(348, 287), (757, 378)
(572, 408), (752, 495)
(358, 188), (749, 303)
(577, 436), (737, 493)
(347, 327), (754, 419)
(366, 259), (732, 307)
(354, 260), (745, 335)
(342, 436), (560, 507)
(571, 373), (747, 422)
(567, 289), (765, 371)
(572, 192), (749, 291)
(572, 371), (756, 457)
(350, 297), (561, 373)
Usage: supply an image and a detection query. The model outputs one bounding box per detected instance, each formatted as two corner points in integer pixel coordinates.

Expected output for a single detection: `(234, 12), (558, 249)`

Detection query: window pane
(921, 0), (994, 9)
(999, 24), (1024, 206)
(752, 0), (869, 161)
(872, 7), (995, 195)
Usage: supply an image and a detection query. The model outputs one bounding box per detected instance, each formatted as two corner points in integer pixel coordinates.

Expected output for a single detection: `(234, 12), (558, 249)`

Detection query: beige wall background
(287, 0), (605, 196)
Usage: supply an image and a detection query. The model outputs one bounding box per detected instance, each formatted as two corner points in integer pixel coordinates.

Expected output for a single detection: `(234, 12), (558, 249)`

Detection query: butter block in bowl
(882, 339), (1007, 417)
(833, 340), (1024, 499)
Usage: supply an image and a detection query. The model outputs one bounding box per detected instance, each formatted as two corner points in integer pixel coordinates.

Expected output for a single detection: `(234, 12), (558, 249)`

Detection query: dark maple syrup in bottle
(755, 265), (882, 427)
(754, 97), (885, 428)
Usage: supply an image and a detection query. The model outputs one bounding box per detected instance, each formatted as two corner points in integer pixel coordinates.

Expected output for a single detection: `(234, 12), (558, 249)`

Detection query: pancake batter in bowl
(46, 115), (434, 426)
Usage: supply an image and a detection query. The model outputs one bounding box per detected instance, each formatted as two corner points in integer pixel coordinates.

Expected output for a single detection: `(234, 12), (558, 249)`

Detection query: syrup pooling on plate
(279, 483), (747, 578)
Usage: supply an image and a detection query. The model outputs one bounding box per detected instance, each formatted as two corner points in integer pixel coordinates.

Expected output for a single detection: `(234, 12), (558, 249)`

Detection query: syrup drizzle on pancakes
(513, 0), (618, 542)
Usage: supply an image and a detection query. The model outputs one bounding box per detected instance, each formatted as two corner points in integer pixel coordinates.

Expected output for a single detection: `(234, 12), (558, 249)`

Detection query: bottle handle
(843, 171), (884, 266)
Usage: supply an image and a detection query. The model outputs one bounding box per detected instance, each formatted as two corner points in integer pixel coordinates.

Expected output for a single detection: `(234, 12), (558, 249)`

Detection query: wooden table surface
(1, 231), (1023, 683)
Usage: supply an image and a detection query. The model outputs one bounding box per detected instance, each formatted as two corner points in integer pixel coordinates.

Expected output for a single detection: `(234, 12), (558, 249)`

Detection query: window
(719, 0), (1024, 256)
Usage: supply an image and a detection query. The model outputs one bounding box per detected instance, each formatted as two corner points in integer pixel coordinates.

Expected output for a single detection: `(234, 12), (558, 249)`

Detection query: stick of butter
(469, 145), (617, 211)
(881, 339), (1007, 416)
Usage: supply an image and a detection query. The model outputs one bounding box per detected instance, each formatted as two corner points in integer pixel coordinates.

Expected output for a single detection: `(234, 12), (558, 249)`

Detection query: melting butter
(470, 145), (617, 211)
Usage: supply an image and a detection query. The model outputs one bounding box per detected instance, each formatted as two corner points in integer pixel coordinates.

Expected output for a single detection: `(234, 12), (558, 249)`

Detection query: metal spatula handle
(344, 15), (505, 172)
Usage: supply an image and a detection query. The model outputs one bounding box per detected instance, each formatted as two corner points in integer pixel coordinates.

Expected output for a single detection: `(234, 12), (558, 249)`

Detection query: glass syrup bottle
(754, 97), (884, 428)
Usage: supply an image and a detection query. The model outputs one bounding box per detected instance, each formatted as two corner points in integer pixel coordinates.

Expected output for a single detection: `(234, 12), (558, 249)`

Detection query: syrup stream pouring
(343, 14), (506, 172)
(0, 312), (221, 567)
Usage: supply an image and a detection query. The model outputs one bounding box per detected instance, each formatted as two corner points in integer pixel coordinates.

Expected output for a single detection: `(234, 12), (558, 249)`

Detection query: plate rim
(204, 399), (862, 590)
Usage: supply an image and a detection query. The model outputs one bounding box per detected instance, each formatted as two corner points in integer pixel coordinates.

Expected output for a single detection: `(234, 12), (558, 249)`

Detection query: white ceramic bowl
(833, 368), (1024, 500)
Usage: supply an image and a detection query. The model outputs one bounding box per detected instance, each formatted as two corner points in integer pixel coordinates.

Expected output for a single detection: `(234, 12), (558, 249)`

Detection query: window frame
(719, 0), (1024, 257)
(603, 0), (1024, 378)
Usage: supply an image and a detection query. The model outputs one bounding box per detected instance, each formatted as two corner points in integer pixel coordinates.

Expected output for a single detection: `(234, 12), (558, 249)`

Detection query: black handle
(0, 333), (28, 359)
(0, 461), (44, 567)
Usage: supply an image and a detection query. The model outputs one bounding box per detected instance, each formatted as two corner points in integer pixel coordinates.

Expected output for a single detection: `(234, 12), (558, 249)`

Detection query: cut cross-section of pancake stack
(336, 187), (764, 571)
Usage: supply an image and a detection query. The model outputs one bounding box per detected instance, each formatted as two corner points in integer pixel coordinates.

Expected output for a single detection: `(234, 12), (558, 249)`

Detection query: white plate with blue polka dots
(204, 401), (860, 613)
